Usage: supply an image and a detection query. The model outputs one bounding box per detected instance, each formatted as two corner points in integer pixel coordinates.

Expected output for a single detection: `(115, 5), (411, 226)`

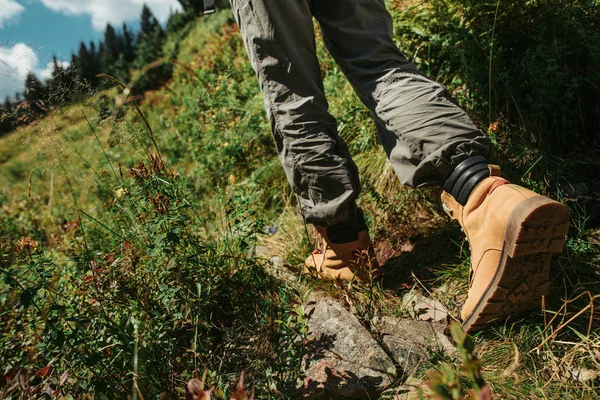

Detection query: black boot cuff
(326, 208), (368, 244)
(443, 156), (490, 206)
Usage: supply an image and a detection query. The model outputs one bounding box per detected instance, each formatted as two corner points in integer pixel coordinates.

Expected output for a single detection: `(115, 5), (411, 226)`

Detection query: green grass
(1, 2), (600, 399)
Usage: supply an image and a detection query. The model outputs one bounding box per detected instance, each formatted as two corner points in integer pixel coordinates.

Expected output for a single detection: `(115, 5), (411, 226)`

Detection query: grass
(1, 2), (600, 399)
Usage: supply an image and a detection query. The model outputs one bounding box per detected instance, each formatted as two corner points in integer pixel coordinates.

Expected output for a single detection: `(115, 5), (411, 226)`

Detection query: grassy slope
(1, 4), (599, 399)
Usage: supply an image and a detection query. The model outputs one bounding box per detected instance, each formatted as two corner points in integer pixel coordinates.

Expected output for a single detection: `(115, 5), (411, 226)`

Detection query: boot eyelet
(442, 202), (454, 217)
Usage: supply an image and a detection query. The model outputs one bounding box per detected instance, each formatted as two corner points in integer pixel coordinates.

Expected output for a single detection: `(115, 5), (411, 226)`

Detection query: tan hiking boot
(442, 165), (570, 332)
(304, 226), (379, 281)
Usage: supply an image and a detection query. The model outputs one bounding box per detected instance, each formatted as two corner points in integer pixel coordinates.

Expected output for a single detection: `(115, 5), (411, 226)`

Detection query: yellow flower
(115, 188), (127, 198)
(228, 174), (236, 185)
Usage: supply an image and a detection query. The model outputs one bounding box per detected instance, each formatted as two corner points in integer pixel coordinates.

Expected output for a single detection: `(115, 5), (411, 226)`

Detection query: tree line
(0, 1), (225, 135)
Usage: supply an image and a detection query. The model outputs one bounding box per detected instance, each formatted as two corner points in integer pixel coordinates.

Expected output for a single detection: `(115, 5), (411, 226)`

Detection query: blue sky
(0, 0), (182, 100)
(1, 1), (103, 63)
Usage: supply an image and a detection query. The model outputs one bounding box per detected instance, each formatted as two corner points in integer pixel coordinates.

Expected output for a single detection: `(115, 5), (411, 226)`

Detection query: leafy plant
(420, 322), (491, 400)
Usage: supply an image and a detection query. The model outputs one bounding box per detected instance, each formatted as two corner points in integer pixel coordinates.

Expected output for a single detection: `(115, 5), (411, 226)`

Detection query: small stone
(402, 292), (449, 323)
(372, 316), (456, 375)
(563, 182), (590, 198)
(299, 294), (397, 399)
(568, 368), (599, 383)
(267, 256), (297, 283)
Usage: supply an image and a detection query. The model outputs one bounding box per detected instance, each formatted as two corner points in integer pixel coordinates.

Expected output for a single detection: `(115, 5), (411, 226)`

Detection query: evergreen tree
(74, 42), (100, 86)
(24, 72), (48, 118)
(166, 10), (193, 34)
(46, 56), (63, 105)
(74, 42), (88, 78)
(122, 23), (136, 63)
(46, 56), (77, 105)
(102, 24), (120, 71)
(139, 5), (159, 41)
(0, 96), (14, 135)
(134, 5), (171, 92)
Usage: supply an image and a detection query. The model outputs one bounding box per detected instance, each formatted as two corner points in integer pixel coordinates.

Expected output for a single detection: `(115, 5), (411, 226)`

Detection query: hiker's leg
(311, 0), (491, 187)
(313, 0), (569, 330)
(230, 0), (361, 226)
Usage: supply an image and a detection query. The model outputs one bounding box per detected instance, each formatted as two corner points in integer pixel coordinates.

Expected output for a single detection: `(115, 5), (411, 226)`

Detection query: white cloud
(0, 42), (68, 99)
(40, 0), (183, 31)
(38, 59), (69, 81)
(0, 0), (26, 29)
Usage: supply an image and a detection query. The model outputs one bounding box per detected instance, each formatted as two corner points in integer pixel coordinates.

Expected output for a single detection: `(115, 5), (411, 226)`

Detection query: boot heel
(504, 196), (570, 258)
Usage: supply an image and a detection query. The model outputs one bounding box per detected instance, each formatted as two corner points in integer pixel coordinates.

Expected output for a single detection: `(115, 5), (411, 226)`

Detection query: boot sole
(463, 196), (570, 332)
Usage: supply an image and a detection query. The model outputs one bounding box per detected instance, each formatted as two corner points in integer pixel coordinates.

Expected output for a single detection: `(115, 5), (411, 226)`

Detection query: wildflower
(130, 162), (150, 184)
(115, 188), (127, 198)
(17, 237), (39, 252)
(228, 174), (236, 185)
(149, 193), (170, 214)
(149, 153), (165, 173)
(265, 225), (278, 235)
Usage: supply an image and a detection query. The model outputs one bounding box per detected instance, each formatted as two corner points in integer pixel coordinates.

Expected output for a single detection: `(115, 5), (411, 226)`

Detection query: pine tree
(74, 42), (100, 86)
(0, 96), (14, 135)
(46, 56), (63, 105)
(102, 24), (120, 71)
(139, 5), (159, 40)
(122, 23), (136, 63)
(74, 42), (88, 78)
(46, 56), (77, 105)
(136, 7), (165, 66)
(134, 5), (171, 92)
(24, 72), (48, 118)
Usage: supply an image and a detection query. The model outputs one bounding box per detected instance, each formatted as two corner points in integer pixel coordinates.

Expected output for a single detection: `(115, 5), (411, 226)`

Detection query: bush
(393, 0), (600, 155)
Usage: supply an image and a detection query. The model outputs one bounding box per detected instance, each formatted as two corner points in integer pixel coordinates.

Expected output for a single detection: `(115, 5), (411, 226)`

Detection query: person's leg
(229, 0), (376, 280)
(313, 0), (569, 330)
(230, 0), (359, 225)
(311, 0), (490, 187)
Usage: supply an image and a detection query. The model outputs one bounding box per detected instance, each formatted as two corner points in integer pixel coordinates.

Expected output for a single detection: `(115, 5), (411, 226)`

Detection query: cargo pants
(230, 0), (491, 229)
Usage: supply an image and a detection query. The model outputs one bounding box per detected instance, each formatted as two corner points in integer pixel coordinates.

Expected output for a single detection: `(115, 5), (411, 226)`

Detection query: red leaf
(36, 366), (51, 378)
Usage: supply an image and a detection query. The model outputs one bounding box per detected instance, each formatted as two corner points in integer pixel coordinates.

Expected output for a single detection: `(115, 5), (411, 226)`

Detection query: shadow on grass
(377, 228), (463, 293)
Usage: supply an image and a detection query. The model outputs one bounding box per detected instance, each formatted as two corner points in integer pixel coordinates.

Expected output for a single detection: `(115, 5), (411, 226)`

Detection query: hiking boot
(442, 158), (570, 332)
(304, 225), (379, 281)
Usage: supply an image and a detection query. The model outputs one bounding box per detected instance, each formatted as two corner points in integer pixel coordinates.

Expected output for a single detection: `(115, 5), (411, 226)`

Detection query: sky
(0, 0), (183, 100)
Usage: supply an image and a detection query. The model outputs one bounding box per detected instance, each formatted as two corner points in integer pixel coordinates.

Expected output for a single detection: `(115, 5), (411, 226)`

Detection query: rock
(372, 316), (456, 375)
(266, 255), (298, 283)
(563, 182), (590, 198)
(402, 291), (449, 323)
(299, 294), (397, 399)
(255, 244), (300, 283)
(568, 368), (599, 384)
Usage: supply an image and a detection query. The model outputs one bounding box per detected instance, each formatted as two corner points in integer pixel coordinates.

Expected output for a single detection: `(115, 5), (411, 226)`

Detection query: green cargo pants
(230, 0), (491, 227)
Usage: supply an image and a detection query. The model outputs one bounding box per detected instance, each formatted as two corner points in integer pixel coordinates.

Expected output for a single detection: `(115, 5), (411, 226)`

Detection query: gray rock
(299, 294), (397, 399)
(266, 255), (298, 283)
(372, 316), (456, 375)
(563, 182), (590, 197)
(567, 368), (599, 384)
(402, 291), (449, 323)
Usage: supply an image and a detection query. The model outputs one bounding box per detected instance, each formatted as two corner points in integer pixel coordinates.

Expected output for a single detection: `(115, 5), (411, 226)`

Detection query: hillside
(1, 3), (600, 399)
